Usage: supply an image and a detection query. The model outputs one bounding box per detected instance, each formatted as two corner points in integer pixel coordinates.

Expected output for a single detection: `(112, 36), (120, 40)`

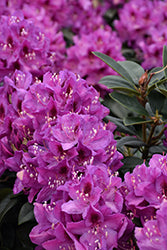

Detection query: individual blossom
(135, 200), (167, 250)
(29, 199), (86, 250)
(66, 204), (128, 249)
(60, 166), (105, 217)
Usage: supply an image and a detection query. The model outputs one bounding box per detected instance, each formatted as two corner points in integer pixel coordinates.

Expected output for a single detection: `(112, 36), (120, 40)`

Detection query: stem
(152, 65), (167, 74)
(142, 122), (146, 143)
(146, 124), (156, 145)
(152, 126), (167, 141)
(142, 146), (149, 160)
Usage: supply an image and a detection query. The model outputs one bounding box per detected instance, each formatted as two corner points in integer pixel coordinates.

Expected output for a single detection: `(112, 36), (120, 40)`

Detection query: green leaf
(124, 117), (152, 126)
(145, 103), (154, 117)
(148, 67), (165, 93)
(122, 47), (136, 61)
(0, 188), (12, 202)
(0, 198), (18, 224)
(102, 95), (130, 119)
(149, 145), (167, 154)
(157, 84), (167, 97)
(92, 51), (134, 84)
(105, 116), (137, 135)
(1, 223), (15, 249)
(148, 90), (166, 113)
(120, 156), (144, 174)
(18, 202), (34, 225)
(105, 116), (136, 135)
(110, 91), (149, 116)
(17, 221), (37, 248)
(117, 136), (145, 148)
(99, 75), (139, 95)
(161, 99), (167, 118)
(118, 60), (145, 84)
(163, 45), (167, 77)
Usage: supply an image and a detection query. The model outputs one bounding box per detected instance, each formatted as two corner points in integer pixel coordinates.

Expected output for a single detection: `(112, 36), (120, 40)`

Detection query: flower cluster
(0, 68), (129, 248)
(64, 25), (124, 84)
(29, 169), (135, 249)
(1, 0), (167, 80)
(123, 154), (167, 249)
(0, 0), (124, 85)
(0, 10), (66, 81)
(115, 0), (167, 69)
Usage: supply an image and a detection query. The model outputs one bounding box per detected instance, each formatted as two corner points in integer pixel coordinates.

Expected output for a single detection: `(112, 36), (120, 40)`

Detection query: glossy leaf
(124, 117), (152, 126)
(118, 60), (145, 84)
(145, 103), (154, 116)
(1, 223), (15, 249)
(163, 45), (167, 77)
(18, 202), (34, 225)
(161, 99), (167, 117)
(99, 75), (139, 94)
(148, 67), (165, 93)
(0, 198), (17, 224)
(120, 156), (144, 174)
(148, 90), (166, 113)
(110, 91), (148, 116)
(105, 116), (136, 135)
(0, 188), (12, 212)
(105, 116), (137, 135)
(117, 136), (145, 148)
(17, 221), (37, 248)
(157, 84), (167, 97)
(92, 51), (134, 84)
(149, 145), (167, 154)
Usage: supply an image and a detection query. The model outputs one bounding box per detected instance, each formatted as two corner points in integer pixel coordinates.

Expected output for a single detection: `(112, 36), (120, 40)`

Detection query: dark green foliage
(0, 185), (36, 249)
(94, 46), (167, 164)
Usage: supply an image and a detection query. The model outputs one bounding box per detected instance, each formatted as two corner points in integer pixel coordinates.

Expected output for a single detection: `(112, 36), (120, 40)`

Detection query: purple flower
(13, 153), (42, 202)
(135, 200), (167, 250)
(52, 114), (82, 151)
(61, 172), (102, 216)
(64, 26), (124, 83)
(124, 154), (167, 224)
(163, 124), (167, 147)
(67, 204), (127, 249)
(115, 0), (167, 69)
(30, 200), (85, 250)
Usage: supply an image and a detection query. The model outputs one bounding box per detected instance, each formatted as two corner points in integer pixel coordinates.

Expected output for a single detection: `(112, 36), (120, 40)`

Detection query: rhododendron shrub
(1, 0), (167, 249)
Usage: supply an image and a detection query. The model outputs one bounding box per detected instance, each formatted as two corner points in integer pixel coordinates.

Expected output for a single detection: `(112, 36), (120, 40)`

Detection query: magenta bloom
(67, 204), (127, 249)
(124, 154), (167, 224)
(135, 200), (167, 250)
(114, 0), (167, 69)
(64, 25), (124, 83)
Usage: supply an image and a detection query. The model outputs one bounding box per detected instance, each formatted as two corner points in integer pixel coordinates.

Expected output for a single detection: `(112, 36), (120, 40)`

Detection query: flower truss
(123, 154), (167, 249)
(0, 68), (132, 249)
(115, 0), (167, 69)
